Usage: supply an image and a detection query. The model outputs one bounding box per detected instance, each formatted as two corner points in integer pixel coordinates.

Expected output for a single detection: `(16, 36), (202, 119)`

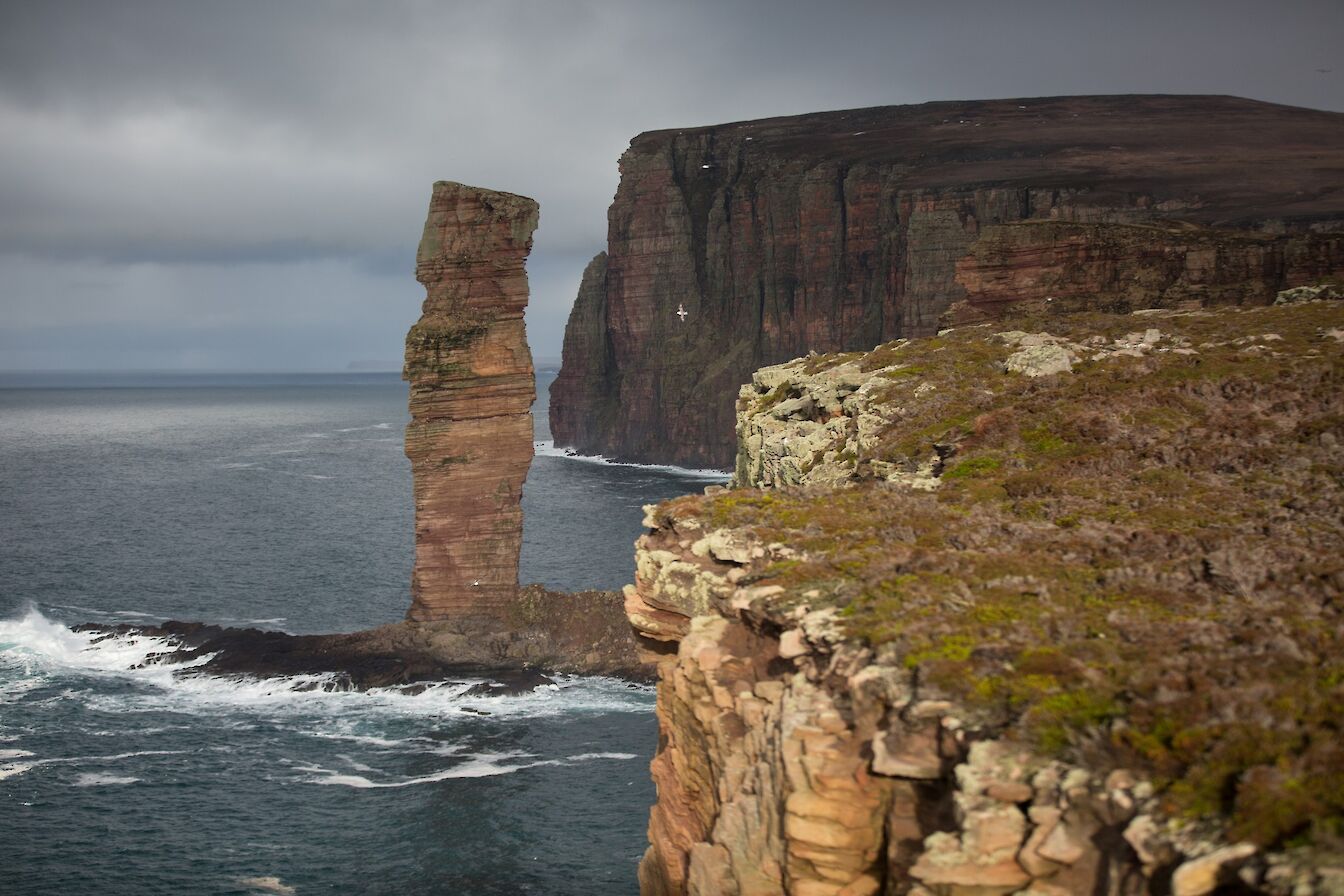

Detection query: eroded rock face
(627, 301), (1344, 894)
(550, 95), (1344, 469)
(627, 511), (1340, 896)
(627, 516), (1169, 896)
(404, 181), (538, 623)
(950, 221), (1343, 323)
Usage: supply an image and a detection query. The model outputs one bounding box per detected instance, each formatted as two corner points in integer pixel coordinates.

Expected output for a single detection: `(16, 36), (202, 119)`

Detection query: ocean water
(0, 368), (726, 895)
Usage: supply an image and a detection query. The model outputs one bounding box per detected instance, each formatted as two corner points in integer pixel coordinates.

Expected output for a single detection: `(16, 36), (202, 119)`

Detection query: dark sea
(0, 367), (727, 896)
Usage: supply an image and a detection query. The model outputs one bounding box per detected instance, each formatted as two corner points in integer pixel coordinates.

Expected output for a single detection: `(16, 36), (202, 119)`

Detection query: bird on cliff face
(676, 303), (688, 321)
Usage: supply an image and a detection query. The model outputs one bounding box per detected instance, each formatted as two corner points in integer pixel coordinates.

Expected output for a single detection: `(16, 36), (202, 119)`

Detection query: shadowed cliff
(550, 94), (1344, 469)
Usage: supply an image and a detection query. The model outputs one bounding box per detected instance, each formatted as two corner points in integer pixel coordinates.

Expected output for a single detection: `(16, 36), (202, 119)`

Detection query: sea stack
(550, 95), (1344, 469)
(403, 181), (539, 623)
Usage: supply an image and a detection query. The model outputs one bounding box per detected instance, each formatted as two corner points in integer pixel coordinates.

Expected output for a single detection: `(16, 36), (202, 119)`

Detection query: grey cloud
(1, 0), (1341, 368)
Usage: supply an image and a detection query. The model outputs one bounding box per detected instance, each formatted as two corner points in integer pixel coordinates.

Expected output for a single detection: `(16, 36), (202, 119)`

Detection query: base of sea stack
(79, 585), (648, 688)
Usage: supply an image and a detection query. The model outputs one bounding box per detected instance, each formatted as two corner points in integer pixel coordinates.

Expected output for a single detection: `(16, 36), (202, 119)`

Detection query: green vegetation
(403, 314), (494, 378)
(660, 300), (1344, 851)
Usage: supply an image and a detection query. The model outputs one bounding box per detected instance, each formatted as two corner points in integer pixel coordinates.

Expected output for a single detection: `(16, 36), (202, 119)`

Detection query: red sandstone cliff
(404, 181), (538, 623)
(549, 95), (1344, 469)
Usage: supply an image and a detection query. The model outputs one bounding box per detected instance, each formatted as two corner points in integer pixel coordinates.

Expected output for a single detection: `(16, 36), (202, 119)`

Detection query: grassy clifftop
(657, 297), (1344, 851)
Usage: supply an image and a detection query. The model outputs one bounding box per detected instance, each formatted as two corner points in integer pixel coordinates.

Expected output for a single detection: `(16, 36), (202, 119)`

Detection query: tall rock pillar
(403, 181), (539, 623)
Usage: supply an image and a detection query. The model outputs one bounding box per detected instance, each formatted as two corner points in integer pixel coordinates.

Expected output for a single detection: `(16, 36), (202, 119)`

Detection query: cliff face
(551, 95), (1344, 469)
(404, 181), (539, 623)
(625, 297), (1344, 894)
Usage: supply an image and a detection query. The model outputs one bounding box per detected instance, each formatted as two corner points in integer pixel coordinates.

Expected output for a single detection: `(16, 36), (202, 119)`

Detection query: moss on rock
(660, 298), (1344, 852)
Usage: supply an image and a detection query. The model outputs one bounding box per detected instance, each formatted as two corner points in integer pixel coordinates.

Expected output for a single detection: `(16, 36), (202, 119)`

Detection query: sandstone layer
(399, 181), (644, 677)
(626, 298), (1344, 893)
(404, 181), (539, 622)
(550, 95), (1344, 469)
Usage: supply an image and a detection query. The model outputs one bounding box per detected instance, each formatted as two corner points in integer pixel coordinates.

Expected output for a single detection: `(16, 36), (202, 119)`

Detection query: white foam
(0, 748), (184, 782)
(304, 731), (468, 756)
(335, 754), (379, 774)
(44, 749), (185, 764)
(0, 605), (211, 679)
(532, 440), (730, 480)
(335, 423), (393, 433)
(295, 747), (641, 788)
(237, 876), (296, 896)
(71, 773), (140, 787)
(295, 750), (539, 787)
(1, 608), (654, 720)
(566, 752), (638, 761)
(0, 748), (34, 759)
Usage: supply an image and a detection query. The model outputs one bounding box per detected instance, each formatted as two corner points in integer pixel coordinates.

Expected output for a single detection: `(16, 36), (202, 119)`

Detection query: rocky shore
(77, 583), (649, 689)
(626, 295), (1344, 894)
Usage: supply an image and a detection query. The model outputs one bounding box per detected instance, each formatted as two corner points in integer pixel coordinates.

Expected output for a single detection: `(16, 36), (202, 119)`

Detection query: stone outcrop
(731, 322), (1207, 490)
(398, 181), (645, 678)
(550, 95), (1344, 469)
(626, 299), (1344, 893)
(629, 514), (1343, 896)
(80, 582), (649, 686)
(404, 181), (539, 623)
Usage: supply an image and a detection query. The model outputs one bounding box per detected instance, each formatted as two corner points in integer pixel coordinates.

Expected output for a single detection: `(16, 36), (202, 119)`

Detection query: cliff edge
(551, 95), (1344, 469)
(626, 293), (1344, 894)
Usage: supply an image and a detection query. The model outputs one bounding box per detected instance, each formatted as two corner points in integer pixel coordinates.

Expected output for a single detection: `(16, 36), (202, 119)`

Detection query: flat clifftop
(551, 94), (1344, 469)
(631, 95), (1344, 224)
(628, 295), (1344, 894)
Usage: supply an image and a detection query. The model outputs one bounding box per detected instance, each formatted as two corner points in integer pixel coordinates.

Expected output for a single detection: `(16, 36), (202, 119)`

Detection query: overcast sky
(1, 0), (1340, 370)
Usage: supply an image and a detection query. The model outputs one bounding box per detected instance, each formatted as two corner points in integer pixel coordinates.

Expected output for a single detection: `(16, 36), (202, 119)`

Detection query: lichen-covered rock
(732, 319), (1202, 492)
(1003, 343), (1074, 377)
(552, 96), (1344, 469)
(629, 301), (1344, 894)
(1275, 283), (1343, 304)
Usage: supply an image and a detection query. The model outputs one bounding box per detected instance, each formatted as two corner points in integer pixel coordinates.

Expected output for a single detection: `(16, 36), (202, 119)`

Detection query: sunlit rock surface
(628, 298), (1344, 894)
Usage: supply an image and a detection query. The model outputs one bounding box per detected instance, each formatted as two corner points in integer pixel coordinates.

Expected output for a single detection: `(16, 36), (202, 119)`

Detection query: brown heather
(656, 300), (1344, 851)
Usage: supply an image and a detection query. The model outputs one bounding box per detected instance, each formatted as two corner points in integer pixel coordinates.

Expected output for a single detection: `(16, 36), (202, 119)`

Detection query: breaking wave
(533, 439), (730, 480)
(0, 606), (654, 720)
